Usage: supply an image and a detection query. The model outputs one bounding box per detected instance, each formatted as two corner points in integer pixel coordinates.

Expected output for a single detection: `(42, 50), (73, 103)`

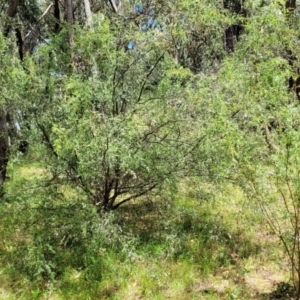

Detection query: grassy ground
(0, 162), (291, 299)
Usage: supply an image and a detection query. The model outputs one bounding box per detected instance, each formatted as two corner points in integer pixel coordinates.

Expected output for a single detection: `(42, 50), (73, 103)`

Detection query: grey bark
(83, 0), (92, 25)
(64, 0), (73, 24)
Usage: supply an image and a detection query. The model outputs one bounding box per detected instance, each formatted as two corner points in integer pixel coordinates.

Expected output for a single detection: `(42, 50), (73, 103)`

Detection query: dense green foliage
(1, 0), (300, 298)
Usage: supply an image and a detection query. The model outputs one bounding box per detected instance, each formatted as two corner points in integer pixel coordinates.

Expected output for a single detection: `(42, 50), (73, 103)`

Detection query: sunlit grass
(0, 165), (291, 299)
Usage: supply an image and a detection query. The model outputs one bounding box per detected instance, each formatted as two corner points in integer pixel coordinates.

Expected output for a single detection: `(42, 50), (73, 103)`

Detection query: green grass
(0, 163), (290, 299)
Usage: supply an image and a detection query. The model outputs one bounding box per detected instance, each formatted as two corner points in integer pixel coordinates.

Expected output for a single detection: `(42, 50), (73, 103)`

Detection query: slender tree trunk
(63, 0), (75, 72)
(224, 27), (234, 53)
(0, 109), (8, 195)
(223, 0), (235, 53)
(83, 0), (92, 26)
(64, 0), (74, 46)
(64, 0), (73, 24)
(54, 0), (61, 33)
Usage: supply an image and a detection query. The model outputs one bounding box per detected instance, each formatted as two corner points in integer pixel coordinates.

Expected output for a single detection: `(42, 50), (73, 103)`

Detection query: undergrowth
(0, 162), (290, 299)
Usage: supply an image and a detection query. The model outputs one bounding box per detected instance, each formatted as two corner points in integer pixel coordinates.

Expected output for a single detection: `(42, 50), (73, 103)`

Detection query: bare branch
(40, 2), (54, 20)
(112, 184), (157, 209)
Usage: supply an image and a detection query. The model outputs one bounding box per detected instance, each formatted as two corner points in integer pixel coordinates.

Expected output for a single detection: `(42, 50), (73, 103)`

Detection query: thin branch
(112, 184), (157, 209)
(108, 0), (119, 14)
(40, 2), (53, 20)
(136, 53), (165, 103)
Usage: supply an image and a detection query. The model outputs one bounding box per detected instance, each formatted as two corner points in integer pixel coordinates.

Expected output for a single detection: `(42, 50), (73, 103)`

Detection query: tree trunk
(0, 109), (9, 196)
(64, 0), (74, 53)
(224, 27), (234, 53)
(286, 0), (296, 10)
(6, 0), (18, 18)
(83, 0), (92, 26)
(4, 0), (19, 36)
(223, 0), (244, 53)
(64, 0), (73, 25)
(54, 0), (61, 33)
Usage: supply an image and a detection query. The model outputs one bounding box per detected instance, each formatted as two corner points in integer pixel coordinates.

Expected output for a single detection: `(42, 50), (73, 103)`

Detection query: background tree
(0, 0), (20, 194)
(217, 1), (300, 294)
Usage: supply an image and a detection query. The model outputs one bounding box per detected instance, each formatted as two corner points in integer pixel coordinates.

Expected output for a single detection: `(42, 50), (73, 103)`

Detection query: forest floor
(0, 163), (293, 299)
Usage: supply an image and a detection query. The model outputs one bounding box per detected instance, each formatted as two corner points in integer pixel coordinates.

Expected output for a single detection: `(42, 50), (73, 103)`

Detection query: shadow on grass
(115, 197), (262, 270)
(0, 195), (265, 299)
(259, 282), (297, 300)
